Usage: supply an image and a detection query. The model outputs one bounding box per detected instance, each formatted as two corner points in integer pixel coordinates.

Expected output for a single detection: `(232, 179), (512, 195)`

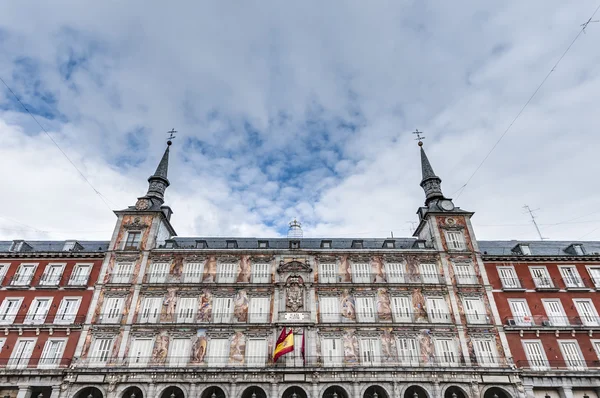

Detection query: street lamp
(373, 392), (378, 398)
(333, 392), (338, 398)
(211, 393), (216, 398)
(170, 393), (175, 398)
(452, 392), (457, 398)
(292, 393), (297, 398)
(252, 393), (257, 398)
(38, 393), (43, 398)
(413, 392), (419, 398)
(130, 393), (136, 398)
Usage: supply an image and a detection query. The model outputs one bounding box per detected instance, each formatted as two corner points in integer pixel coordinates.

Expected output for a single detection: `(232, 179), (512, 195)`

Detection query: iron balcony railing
(96, 313), (126, 324)
(319, 311), (453, 324)
(0, 314), (86, 326)
(455, 275), (480, 285)
(504, 315), (600, 328)
(464, 313), (491, 324)
(0, 357), (73, 369)
(516, 359), (600, 371)
(108, 273), (135, 284)
(561, 276), (587, 289)
(532, 277), (558, 290)
(499, 277), (524, 290)
(73, 355), (509, 369)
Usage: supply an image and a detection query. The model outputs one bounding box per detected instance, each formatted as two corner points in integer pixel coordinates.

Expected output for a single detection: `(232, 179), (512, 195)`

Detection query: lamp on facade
(452, 392), (457, 398)
(333, 392), (338, 398)
(170, 393), (175, 398)
(88, 393), (93, 398)
(130, 393), (136, 398)
(252, 393), (257, 398)
(38, 393), (43, 398)
(544, 394), (550, 398)
(414, 391), (419, 398)
(211, 393), (217, 398)
(583, 394), (589, 398)
(493, 394), (499, 398)
(292, 393), (297, 398)
(373, 392), (378, 398)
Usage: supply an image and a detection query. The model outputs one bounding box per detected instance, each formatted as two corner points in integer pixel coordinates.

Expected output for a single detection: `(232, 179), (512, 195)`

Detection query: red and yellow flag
(273, 327), (294, 362)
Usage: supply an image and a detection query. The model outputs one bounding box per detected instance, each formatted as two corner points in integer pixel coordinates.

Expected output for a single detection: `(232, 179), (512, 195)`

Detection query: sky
(1, 1), (600, 242)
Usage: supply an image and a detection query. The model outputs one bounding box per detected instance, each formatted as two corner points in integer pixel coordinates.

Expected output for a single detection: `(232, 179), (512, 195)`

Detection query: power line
(0, 76), (116, 212)
(452, 3), (600, 199)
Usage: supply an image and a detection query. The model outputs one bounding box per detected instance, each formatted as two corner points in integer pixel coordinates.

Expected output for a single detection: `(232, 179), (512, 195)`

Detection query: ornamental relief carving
(285, 275), (305, 312)
(122, 217), (150, 230)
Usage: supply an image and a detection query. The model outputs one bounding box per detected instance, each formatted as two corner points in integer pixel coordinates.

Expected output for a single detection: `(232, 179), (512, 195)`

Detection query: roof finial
(413, 129), (425, 147)
(166, 128), (177, 146)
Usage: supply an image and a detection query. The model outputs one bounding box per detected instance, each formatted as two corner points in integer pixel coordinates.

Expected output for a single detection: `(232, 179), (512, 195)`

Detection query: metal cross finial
(166, 128), (177, 145)
(413, 129), (425, 146)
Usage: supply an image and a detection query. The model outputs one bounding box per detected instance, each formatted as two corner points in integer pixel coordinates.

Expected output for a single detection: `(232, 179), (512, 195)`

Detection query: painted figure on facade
(412, 288), (428, 322)
(170, 256), (183, 281)
(376, 288), (392, 321)
(381, 328), (398, 363)
(339, 256), (351, 283)
(152, 331), (170, 365)
(285, 276), (304, 312)
(343, 330), (360, 365)
(237, 255), (251, 283)
(161, 287), (178, 322)
(203, 256), (217, 283)
(229, 331), (246, 365)
(341, 289), (356, 322)
(197, 289), (213, 322)
(191, 329), (208, 364)
(406, 257), (419, 283)
(234, 290), (249, 322)
(418, 329), (435, 364)
(372, 256), (386, 282)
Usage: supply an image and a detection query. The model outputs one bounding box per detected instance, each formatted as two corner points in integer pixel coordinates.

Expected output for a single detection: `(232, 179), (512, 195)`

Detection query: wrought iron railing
(0, 314), (86, 326)
(517, 359), (600, 371)
(504, 315), (600, 328)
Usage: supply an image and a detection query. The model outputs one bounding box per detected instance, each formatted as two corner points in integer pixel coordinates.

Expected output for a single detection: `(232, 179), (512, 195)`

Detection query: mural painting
(236, 255), (251, 283)
(234, 290), (249, 322)
(406, 256), (420, 282)
(190, 329), (208, 364)
(229, 331), (246, 365)
(418, 329), (435, 364)
(340, 289), (356, 322)
(339, 256), (352, 283)
(376, 288), (392, 321)
(152, 331), (170, 365)
(203, 256), (217, 283)
(343, 330), (359, 365)
(371, 256), (386, 282)
(170, 256), (183, 281)
(197, 289), (213, 322)
(161, 288), (177, 322)
(381, 328), (398, 363)
(411, 288), (428, 322)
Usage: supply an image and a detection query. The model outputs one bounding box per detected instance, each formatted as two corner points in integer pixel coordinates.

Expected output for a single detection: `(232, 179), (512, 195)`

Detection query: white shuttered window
(356, 297), (376, 322)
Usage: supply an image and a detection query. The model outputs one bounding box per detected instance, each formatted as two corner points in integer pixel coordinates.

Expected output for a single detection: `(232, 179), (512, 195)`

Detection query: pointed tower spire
(145, 142), (171, 205)
(416, 135), (445, 206)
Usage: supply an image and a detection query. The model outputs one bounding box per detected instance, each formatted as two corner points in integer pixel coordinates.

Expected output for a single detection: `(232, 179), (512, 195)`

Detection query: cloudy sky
(1, 1), (600, 242)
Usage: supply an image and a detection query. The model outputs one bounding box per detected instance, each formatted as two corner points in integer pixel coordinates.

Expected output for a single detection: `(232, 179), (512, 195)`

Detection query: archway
(201, 387), (227, 398)
(122, 387), (144, 398)
(363, 386), (389, 398)
(483, 388), (511, 398)
(30, 387), (53, 398)
(75, 387), (104, 398)
(322, 386), (349, 398)
(282, 387), (308, 398)
(404, 386), (429, 398)
(444, 387), (468, 398)
(160, 387), (185, 398)
(241, 387), (267, 398)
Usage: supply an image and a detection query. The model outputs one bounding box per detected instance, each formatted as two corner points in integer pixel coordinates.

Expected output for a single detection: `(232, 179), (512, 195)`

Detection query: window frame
(38, 338), (67, 369)
(11, 263), (37, 286)
(319, 263), (337, 283)
(497, 266), (521, 289)
(473, 338), (498, 367)
(426, 297), (450, 323)
(54, 296), (82, 324)
(251, 263), (270, 284)
(573, 298), (600, 326)
(352, 263), (371, 283)
(541, 298), (568, 326)
(356, 296), (376, 323)
(69, 263), (92, 286)
(529, 266), (553, 288)
(90, 337), (114, 367)
(558, 339), (586, 370)
(0, 297), (24, 325)
(444, 231), (465, 251)
(0, 263), (9, 284)
(463, 297), (487, 324)
(386, 262), (405, 283)
(559, 265), (584, 288)
(508, 299), (533, 326)
(217, 263), (236, 283)
(24, 297), (53, 325)
(123, 230), (142, 250)
(521, 339), (549, 370)
(39, 263), (65, 286)
(7, 337), (36, 369)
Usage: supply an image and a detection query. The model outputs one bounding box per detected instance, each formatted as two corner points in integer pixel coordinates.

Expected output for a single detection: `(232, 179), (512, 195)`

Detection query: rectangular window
(246, 338), (268, 367)
(509, 300), (533, 326)
(11, 264), (36, 286)
(8, 338), (35, 369)
(129, 338), (153, 367)
(69, 264), (91, 285)
(0, 263), (9, 284)
(573, 299), (599, 326)
(558, 340), (586, 370)
(213, 297), (233, 323)
(39, 264), (65, 286)
(176, 298), (197, 323)
(217, 263), (236, 283)
(530, 267), (553, 288)
(112, 262), (133, 284)
(0, 338), (5, 352)
(124, 231), (141, 250)
(54, 297), (81, 324)
(560, 266), (584, 288)
(445, 231), (465, 250)
(522, 340), (549, 370)
(24, 298), (52, 324)
(592, 340), (600, 361)
(208, 338), (229, 367)
(420, 263), (439, 284)
(148, 262), (169, 283)
(0, 297), (23, 324)
(520, 244), (532, 255)
(356, 297), (376, 322)
(386, 263), (405, 283)
(288, 333), (304, 367)
(320, 297), (340, 323)
(139, 297), (162, 323)
(169, 338), (191, 367)
(454, 263), (476, 285)
(102, 297), (124, 324)
(463, 298), (487, 324)
(249, 297), (269, 323)
(90, 338), (113, 366)
(397, 337), (419, 366)
(391, 296), (412, 322)
(182, 262), (204, 283)
(39, 339), (66, 368)
(322, 338), (342, 367)
(474, 339), (497, 366)
(359, 338), (381, 366)
(542, 299), (567, 326)
(427, 297), (449, 323)
(588, 267), (600, 288)
(498, 266), (520, 289)
(251, 263), (270, 283)
(319, 263), (337, 283)
(435, 339), (458, 366)
(352, 263), (371, 283)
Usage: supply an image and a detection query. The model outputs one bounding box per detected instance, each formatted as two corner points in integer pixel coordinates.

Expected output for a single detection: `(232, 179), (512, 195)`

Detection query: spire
(145, 141), (171, 205)
(417, 139), (445, 206)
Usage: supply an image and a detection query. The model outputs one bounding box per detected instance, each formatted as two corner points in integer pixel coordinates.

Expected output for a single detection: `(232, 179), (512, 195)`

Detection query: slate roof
(0, 240), (109, 253)
(169, 237), (421, 250)
(479, 240), (600, 256)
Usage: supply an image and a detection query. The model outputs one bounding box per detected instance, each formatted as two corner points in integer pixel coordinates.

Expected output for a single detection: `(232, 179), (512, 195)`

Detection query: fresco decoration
(170, 255), (183, 282)
(455, 296), (465, 323)
(93, 291), (105, 323)
(285, 276), (304, 312)
(229, 331), (246, 365)
(376, 288), (392, 321)
(161, 288), (178, 322)
(340, 289), (356, 322)
(343, 329), (359, 365)
(437, 216), (472, 251)
(197, 289), (213, 322)
(494, 332), (506, 365)
(267, 332), (275, 365)
(339, 256), (351, 283)
(203, 256), (217, 283)
(371, 256), (386, 282)
(81, 333), (93, 359)
(190, 329), (208, 365)
(236, 255), (251, 283)
(152, 331), (170, 365)
(111, 331), (123, 363)
(466, 337), (476, 364)
(117, 215), (153, 250)
(418, 329), (434, 364)
(315, 334), (322, 365)
(405, 256), (420, 282)
(381, 328), (398, 363)
(234, 290), (249, 322)
(411, 288), (428, 322)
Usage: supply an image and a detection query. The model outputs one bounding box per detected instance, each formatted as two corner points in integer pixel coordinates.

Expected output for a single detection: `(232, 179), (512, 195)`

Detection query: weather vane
(166, 128), (177, 145)
(413, 129), (425, 146)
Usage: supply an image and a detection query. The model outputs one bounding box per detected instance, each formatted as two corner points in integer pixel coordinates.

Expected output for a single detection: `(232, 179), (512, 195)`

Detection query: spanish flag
(273, 327), (294, 362)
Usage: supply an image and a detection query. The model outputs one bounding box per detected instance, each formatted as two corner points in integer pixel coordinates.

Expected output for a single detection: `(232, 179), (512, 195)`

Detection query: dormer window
(351, 240), (364, 249)
(226, 240), (238, 249)
(513, 244), (531, 255)
(413, 240), (426, 249)
(289, 240), (300, 249)
(195, 240), (207, 249)
(10, 240), (24, 252)
(124, 231), (141, 250)
(258, 241), (269, 249)
(321, 240), (332, 249)
(573, 244), (584, 255)
(63, 241), (76, 252)
(164, 239), (178, 249)
(383, 240), (395, 249)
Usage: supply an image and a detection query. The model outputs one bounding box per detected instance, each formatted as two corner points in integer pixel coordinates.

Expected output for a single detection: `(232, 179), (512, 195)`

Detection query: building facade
(0, 240), (106, 398)
(482, 241), (600, 398)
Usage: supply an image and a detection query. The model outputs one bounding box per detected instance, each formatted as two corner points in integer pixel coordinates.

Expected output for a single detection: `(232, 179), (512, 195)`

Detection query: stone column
(147, 383), (157, 398)
(522, 385), (534, 398)
(312, 383), (319, 398)
(559, 387), (574, 398)
(189, 384), (198, 398)
(432, 382), (440, 398)
(49, 386), (61, 398)
(393, 382), (399, 398)
(271, 383), (279, 398)
(353, 382), (360, 398)
(230, 383), (237, 398)
(17, 387), (32, 398)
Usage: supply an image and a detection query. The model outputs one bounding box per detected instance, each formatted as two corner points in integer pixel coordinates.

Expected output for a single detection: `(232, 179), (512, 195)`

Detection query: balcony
(0, 314), (85, 327)
(67, 276), (90, 286)
(517, 359), (600, 371)
(7, 274), (34, 287)
(499, 278), (525, 291)
(97, 313), (125, 325)
(532, 277), (559, 291)
(456, 275), (480, 286)
(562, 276), (590, 291)
(108, 273), (134, 284)
(0, 357), (73, 370)
(144, 272), (169, 284)
(504, 315), (600, 328)
(465, 313), (491, 325)
(37, 274), (62, 287)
